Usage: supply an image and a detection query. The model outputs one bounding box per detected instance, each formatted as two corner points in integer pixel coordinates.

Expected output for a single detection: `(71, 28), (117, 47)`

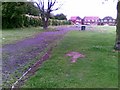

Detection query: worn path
(2, 25), (83, 87)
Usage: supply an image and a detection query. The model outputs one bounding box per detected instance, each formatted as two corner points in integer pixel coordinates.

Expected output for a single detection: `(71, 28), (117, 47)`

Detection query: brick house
(98, 16), (116, 26)
(102, 16), (116, 26)
(83, 16), (99, 25)
(69, 16), (116, 26)
(98, 19), (104, 25)
(70, 16), (82, 24)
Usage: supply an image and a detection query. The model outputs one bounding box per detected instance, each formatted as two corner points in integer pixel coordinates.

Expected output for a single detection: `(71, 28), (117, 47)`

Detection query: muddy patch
(66, 51), (85, 63)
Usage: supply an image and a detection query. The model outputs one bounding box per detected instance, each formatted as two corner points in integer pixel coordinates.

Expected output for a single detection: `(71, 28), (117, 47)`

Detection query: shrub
(2, 14), (71, 29)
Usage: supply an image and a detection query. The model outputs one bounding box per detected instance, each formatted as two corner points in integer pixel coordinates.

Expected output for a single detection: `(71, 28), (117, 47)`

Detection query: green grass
(2, 27), (43, 45)
(2, 26), (63, 87)
(22, 26), (118, 88)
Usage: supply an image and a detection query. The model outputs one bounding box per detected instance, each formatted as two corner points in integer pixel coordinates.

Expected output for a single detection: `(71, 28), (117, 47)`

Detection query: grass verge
(2, 27), (43, 45)
(22, 26), (118, 88)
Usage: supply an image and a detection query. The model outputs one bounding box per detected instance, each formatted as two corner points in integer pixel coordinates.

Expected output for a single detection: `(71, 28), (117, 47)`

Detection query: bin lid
(81, 25), (86, 26)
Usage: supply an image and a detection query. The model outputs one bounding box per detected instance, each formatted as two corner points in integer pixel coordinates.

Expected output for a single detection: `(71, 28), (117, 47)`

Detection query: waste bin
(81, 26), (86, 30)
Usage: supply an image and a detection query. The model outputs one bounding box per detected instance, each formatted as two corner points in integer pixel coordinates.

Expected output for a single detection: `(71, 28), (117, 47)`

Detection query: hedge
(2, 15), (71, 29)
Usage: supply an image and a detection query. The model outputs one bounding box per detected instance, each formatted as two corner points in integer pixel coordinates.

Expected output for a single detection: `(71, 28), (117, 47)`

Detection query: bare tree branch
(50, 3), (63, 12)
(32, 0), (63, 29)
(51, 0), (57, 7)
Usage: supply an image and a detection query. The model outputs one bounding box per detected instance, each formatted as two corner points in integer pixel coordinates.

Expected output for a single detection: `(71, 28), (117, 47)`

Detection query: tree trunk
(43, 19), (48, 30)
(42, 13), (50, 30)
(41, 15), (48, 30)
(114, 1), (120, 51)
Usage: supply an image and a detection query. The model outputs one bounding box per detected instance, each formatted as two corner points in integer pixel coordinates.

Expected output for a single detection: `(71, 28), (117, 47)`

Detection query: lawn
(22, 26), (118, 88)
(2, 27), (43, 45)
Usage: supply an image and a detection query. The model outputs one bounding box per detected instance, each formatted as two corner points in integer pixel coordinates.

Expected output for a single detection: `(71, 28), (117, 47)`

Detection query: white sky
(52, 0), (118, 19)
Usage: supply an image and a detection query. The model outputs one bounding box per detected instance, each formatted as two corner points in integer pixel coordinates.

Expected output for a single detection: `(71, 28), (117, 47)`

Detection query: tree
(114, 0), (120, 51)
(25, 2), (40, 16)
(103, 0), (120, 51)
(2, 2), (26, 18)
(33, 0), (62, 30)
(2, 2), (40, 29)
(54, 13), (67, 20)
(2, 2), (26, 28)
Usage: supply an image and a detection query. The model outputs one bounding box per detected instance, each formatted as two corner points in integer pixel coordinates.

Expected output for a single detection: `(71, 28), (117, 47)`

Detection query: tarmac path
(2, 25), (84, 87)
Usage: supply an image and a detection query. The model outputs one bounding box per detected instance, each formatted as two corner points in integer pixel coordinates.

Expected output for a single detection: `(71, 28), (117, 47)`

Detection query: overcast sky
(52, 0), (118, 19)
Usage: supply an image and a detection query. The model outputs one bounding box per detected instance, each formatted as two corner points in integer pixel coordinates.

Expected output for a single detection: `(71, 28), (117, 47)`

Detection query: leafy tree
(54, 13), (67, 20)
(2, 2), (40, 29)
(25, 2), (39, 16)
(2, 2), (26, 18)
(2, 2), (26, 28)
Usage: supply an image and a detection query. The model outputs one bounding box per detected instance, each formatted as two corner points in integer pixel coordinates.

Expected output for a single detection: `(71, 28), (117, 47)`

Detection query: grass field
(2, 27), (43, 45)
(22, 26), (118, 88)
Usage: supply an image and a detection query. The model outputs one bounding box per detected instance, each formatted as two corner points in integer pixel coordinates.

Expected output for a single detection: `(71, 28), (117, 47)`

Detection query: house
(83, 16), (99, 25)
(102, 16), (116, 26)
(98, 19), (104, 25)
(69, 16), (82, 24)
(69, 15), (116, 26)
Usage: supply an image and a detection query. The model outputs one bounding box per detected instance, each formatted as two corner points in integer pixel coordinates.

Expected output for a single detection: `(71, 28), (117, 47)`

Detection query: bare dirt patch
(66, 51), (85, 63)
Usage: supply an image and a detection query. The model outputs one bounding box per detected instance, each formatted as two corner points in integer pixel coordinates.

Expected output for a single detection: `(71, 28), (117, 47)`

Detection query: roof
(70, 16), (82, 21)
(103, 16), (114, 20)
(84, 16), (99, 20)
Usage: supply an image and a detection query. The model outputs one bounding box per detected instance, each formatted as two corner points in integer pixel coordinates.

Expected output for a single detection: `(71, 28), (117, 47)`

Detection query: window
(113, 20), (115, 22)
(101, 20), (103, 22)
(92, 20), (94, 22)
(109, 19), (112, 22)
(104, 20), (107, 22)
(88, 20), (90, 22)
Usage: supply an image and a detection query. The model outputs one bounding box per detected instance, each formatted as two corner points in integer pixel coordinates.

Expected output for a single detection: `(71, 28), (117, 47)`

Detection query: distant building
(98, 19), (104, 25)
(69, 16), (116, 26)
(102, 16), (116, 26)
(69, 16), (82, 24)
(83, 16), (99, 25)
